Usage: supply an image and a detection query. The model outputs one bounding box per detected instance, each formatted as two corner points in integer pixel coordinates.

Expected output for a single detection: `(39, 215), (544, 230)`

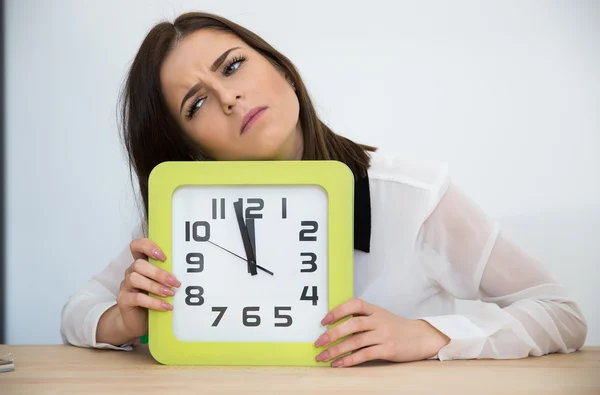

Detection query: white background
(5, 0), (599, 345)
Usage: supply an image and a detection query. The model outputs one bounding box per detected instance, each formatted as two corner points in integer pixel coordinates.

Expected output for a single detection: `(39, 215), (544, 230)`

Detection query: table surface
(0, 345), (598, 394)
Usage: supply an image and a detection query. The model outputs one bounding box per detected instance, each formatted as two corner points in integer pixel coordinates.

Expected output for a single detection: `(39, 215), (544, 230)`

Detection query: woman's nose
(215, 83), (243, 114)
(223, 94), (243, 113)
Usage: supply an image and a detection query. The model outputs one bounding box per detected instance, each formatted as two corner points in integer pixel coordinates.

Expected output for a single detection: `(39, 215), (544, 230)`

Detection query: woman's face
(160, 29), (303, 161)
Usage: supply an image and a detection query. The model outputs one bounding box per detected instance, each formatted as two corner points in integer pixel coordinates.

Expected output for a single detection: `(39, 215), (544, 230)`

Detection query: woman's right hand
(116, 238), (181, 339)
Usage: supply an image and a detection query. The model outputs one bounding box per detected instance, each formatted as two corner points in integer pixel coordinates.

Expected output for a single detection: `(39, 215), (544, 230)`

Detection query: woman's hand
(115, 238), (181, 339)
(314, 298), (451, 367)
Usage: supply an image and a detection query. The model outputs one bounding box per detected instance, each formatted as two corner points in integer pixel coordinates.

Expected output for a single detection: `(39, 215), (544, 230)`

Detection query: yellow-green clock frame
(147, 160), (354, 366)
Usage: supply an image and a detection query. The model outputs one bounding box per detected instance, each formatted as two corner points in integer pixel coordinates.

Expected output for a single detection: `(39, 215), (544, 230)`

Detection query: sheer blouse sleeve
(417, 180), (588, 360)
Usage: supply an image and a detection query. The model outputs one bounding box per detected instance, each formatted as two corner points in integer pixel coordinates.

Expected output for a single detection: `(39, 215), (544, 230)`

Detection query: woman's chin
(245, 125), (299, 160)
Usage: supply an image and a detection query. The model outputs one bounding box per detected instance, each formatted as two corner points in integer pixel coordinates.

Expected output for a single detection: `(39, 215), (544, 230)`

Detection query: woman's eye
(186, 97), (205, 119)
(193, 97), (205, 110)
(224, 60), (242, 75)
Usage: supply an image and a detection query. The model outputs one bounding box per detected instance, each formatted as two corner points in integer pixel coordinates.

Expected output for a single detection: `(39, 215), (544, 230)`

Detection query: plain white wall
(5, 0), (599, 345)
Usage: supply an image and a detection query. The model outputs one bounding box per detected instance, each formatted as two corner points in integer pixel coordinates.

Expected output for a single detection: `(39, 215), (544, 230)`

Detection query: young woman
(60, 11), (587, 367)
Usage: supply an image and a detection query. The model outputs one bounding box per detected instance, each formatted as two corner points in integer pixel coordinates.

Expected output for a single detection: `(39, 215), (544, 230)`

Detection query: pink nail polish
(332, 359), (343, 367)
(162, 301), (173, 310)
(314, 334), (329, 347)
(167, 276), (180, 287)
(321, 313), (333, 326)
(163, 287), (175, 296)
(153, 249), (166, 261)
(316, 351), (329, 362)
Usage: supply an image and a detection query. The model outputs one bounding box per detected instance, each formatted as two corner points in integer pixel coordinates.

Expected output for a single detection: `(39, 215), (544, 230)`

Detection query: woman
(60, 11), (587, 367)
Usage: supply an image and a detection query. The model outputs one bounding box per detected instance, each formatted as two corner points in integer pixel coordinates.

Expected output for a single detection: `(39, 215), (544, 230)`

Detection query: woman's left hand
(314, 298), (451, 367)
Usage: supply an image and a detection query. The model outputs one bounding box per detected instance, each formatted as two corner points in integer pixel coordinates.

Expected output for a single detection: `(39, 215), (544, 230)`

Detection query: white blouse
(60, 150), (588, 360)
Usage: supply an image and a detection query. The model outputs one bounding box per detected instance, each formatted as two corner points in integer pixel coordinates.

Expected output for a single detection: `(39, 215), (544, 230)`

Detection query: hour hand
(246, 218), (257, 269)
(233, 200), (258, 275)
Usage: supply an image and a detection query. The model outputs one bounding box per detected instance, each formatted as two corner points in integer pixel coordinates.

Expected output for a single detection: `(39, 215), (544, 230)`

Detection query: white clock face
(170, 184), (329, 342)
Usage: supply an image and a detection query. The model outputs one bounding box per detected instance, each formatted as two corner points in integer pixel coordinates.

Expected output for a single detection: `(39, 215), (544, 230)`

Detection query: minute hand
(233, 200), (258, 275)
(206, 240), (273, 275)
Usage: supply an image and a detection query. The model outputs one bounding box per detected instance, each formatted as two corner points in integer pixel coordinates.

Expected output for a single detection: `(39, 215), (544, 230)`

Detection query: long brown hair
(118, 11), (376, 227)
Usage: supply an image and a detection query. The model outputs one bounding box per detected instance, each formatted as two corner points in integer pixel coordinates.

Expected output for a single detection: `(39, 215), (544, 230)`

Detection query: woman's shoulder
(366, 149), (450, 192)
(365, 150), (452, 224)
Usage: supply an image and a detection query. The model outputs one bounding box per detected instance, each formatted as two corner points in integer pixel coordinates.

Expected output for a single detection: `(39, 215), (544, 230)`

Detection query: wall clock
(146, 160), (354, 366)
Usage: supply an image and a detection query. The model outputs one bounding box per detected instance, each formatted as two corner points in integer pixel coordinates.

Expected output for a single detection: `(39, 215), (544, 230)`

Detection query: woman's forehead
(161, 30), (243, 82)
(172, 30), (242, 66)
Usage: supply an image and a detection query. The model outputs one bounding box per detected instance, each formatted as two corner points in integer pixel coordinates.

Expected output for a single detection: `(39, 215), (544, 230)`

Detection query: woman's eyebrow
(210, 46), (240, 72)
(179, 82), (203, 115)
(179, 46), (241, 114)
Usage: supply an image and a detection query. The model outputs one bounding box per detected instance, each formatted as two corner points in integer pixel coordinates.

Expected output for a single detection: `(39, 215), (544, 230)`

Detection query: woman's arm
(416, 181), (588, 360)
(60, 224), (144, 350)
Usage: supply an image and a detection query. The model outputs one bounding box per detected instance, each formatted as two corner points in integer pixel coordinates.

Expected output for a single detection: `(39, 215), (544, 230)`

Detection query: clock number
(211, 307), (228, 326)
(242, 306), (261, 327)
(282, 197), (287, 219)
(185, 221), (210, 242)
(212, 198), (226, 219)
(300, 252), (317, 272)
(299, 221), (318, 241)
(186, 252), (204, 273)
(300, 286), (319, 306)
(185, 286), (205, 306)
(233, 198), (265, 219)
(274, 307), (293, 327)
(210, 306), (293, 327)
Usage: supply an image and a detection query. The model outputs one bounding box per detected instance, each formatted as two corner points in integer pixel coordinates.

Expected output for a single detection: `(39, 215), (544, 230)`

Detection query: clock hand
(245, 219), (270, 276)
(233, 200), (258, 275)
(207, 240), (274, 275)
(246, 218), (257, 264)
(245, 220), (259, 276)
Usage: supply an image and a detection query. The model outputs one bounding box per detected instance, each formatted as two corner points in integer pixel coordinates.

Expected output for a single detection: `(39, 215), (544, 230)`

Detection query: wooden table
(1, 345), (598, 394)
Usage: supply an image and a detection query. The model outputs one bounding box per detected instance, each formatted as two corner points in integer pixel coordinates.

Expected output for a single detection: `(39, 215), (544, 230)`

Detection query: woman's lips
(241, 106), (268, 134)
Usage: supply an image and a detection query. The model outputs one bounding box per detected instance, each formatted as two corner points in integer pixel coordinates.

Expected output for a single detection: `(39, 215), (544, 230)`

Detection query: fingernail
(321, 313), (333, 326)
(314, 334), (329, 348)
(316, 350), (329, 362)
(167, 275), (181, 287)
(153, 249), (166, 261)
(332, 359), (343, 368)
(162, 301), (173, 310)
(163, 287), (175, 296)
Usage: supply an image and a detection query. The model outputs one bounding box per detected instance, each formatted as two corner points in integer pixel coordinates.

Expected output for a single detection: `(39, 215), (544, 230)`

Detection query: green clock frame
(146, 160), (354, 366)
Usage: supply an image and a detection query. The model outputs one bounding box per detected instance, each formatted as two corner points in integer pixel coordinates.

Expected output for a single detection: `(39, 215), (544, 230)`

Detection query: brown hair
(118, 11), (376, 226)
